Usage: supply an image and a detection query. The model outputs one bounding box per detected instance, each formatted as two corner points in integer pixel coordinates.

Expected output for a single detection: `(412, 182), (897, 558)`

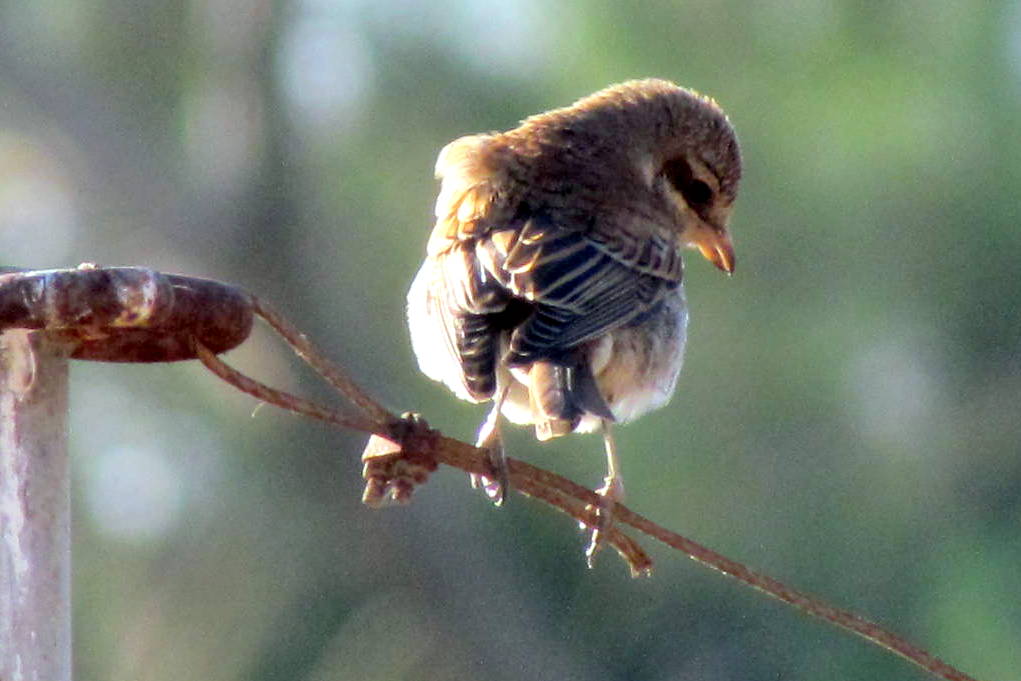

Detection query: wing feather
(476, 215), (681, 365)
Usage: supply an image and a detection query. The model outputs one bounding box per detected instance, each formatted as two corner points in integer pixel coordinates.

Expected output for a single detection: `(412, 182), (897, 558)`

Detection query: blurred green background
(2, 0), (1020, 679)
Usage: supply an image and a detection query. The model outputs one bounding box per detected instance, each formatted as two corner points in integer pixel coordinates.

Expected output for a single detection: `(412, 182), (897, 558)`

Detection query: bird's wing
(477, 218), (680, 364)
(417, 242), (518, 401)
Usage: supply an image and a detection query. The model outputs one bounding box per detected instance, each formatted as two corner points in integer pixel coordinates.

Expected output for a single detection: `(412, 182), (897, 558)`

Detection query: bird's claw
(583, 475), (624, 567)
(472, 414), (510, 506)
(469, 469), (508, 506)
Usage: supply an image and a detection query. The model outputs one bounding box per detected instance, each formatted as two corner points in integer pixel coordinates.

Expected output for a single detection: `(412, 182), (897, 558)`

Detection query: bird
(406, 78), (741, 563)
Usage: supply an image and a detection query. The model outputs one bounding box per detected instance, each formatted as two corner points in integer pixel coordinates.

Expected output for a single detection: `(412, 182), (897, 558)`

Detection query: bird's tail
(528, 357), (615, 441)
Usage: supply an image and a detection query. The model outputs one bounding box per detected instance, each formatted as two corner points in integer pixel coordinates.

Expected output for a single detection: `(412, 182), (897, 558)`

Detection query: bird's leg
(585, 420), (625, 567)
(471, 382), (511, 506)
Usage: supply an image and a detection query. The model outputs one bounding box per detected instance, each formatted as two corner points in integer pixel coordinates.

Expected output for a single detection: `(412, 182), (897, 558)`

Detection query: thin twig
(194, 341), (386, 436)
(613, 509), (980, 681)
(251, 297), (394, 426)
(192, 312), (986, 681)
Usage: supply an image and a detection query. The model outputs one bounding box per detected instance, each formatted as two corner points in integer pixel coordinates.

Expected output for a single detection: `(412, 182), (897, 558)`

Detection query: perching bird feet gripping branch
(0, 265), (987, 681)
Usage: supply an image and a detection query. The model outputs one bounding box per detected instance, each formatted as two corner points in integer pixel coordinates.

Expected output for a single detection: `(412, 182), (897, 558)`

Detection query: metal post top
(0, 265), (254, 362)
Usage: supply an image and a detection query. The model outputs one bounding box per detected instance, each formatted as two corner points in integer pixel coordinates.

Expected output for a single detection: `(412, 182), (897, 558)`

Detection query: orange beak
(693, 225), (736, 274)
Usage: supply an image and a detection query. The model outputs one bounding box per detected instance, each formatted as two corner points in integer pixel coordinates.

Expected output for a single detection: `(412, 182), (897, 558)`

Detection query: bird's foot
(470, 415), (510, 506)
(583, 474), (625, 568)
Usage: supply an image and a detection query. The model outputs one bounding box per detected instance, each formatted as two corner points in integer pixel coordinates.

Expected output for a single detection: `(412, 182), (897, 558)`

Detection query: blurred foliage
(2, 0), (1020, 679)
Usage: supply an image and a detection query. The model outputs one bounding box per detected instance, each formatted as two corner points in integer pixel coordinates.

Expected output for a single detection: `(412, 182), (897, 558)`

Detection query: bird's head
(630, 80), (741, 274)
(521, 79), (742, 275)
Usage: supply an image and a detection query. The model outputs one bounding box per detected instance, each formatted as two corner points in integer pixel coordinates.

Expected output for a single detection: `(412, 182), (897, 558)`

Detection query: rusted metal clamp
(0, 265), (254, 361)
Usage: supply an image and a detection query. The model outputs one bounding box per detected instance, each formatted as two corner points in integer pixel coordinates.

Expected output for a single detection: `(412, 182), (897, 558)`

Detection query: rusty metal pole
(0, 330), (72, 681)
(0, 265), (255, 681)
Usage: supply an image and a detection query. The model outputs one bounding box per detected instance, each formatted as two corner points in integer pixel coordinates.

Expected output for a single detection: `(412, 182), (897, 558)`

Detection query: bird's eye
(663, 158), (713, 208)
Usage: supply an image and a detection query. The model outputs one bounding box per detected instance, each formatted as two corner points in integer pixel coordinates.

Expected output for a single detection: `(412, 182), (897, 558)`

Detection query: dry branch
(195, 298), (984, 681)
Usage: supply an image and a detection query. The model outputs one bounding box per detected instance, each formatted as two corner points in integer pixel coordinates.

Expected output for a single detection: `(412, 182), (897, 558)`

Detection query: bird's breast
(586, 285), (689, 427)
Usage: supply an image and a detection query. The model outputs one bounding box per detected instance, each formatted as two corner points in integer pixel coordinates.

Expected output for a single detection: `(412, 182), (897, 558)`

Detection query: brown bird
(407, 79), (741, 562)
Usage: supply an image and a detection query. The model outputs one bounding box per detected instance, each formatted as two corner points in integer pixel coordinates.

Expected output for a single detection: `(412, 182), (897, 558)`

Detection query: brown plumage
(407, 79), (741, 559)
